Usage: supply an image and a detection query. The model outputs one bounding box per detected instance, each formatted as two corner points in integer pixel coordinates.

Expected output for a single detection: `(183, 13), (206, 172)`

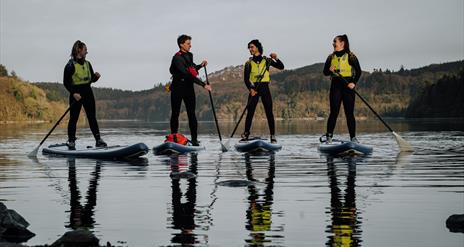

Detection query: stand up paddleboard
(42, 143), (149, 159)
(319, 139), (373, 156)
(234, 138), (282, 154)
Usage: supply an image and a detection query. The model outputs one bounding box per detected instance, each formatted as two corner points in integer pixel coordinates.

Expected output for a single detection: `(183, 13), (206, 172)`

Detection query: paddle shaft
(37, 102), (75, 147)
(204, 67), (224, 141)
(229, 99), (250, 138)
(335, 73), (393, 132)
(354, 89), (393, 132)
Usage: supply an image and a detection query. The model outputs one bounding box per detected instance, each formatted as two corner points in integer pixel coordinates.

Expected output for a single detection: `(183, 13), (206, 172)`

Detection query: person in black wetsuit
(322, 34), (362, 143)
(242, 39), (284, 143)
(63, 40), (107, 150)
(169, 34), (212, 146)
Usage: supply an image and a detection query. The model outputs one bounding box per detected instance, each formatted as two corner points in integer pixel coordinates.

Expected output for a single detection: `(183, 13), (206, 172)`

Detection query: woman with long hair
(322, 34), (362, 143)
(63, 40), (106, 149)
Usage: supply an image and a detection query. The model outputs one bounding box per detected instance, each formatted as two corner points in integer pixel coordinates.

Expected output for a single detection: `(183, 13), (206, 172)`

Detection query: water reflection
(244, 154), (283, 245)
(325, 157), (362, 247)
(166, 154), (207, 245)
(66, 158), (101, 229)
(1, 120), (462, 246)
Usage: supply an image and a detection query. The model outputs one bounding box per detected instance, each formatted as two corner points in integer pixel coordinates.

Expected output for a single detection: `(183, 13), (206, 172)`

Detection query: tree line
(1, 60), (462, 123)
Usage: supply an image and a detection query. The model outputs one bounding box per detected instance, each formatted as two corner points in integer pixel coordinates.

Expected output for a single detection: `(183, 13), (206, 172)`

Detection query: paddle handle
(204, 67), (223, 141)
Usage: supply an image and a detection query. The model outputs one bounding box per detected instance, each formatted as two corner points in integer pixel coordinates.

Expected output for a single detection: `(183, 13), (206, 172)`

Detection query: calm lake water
(0, 119), (463, 246)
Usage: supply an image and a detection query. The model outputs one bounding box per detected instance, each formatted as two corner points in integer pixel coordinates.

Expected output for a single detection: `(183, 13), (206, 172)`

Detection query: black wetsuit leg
(68, 86), (101, 141)
(259, 84), (275, 135)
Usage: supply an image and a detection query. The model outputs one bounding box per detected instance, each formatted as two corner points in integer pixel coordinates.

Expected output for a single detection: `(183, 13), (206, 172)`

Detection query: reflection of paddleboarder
(326, 157), (361, 247)
(66, 159), (101, 229)
(244, 154), (277, 245)
(169, 154), (198, 245)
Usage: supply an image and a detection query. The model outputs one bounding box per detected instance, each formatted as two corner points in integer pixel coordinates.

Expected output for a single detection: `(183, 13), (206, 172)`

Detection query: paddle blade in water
(392, 131), (414, 152)
(223, 139), (231, 152)
(27, 146), (40, 158)
(220, 142), (228, 152)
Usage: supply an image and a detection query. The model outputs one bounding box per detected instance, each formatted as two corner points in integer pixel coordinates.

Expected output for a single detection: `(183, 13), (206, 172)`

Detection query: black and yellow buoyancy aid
(71, 60), (92, 85)
(248, 57), (270, 84)
(330, 53), (353, 77)
(249, 204), (272, 232)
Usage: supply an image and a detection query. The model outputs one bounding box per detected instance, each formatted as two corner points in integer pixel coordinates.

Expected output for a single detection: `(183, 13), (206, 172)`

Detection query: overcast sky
(1, 0), (463, 90)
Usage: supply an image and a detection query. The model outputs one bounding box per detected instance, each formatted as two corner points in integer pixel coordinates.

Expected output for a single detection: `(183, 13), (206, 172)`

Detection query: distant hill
(406, 69), (464, 118)
(212, 60), (463, 119)
(34, 60), (464, 121)
(0, 66), (66, 123)
(4, 60), (463, 122)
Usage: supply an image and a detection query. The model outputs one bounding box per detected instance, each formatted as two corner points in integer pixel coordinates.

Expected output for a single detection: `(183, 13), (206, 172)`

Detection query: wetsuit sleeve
(243, 61), (254, 90)
(349, 54), (362, 83)
(193, 58), (204, 78)
(270, 58), (284, 70)
(88, 62), (99, 83)
(172, 55), (206, 87)
(63, 62), (76, 94)
(323, 55), (333, 76)
(194, 62), (203, 71)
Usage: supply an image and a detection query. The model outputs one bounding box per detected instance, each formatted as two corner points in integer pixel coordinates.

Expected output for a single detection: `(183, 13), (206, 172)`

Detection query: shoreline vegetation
(0, 60), (462, 124)
(0, 116), (373, 125)
(4, 116), (464, 125)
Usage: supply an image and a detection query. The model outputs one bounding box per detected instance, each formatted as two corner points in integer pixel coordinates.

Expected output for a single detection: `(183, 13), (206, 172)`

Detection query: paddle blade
(395, 152), (413, 167)
(220, 142), (228, 152)
(223, 139), (231, 152)
(392, 131), (414, 152)
(27, 146), (40, 158)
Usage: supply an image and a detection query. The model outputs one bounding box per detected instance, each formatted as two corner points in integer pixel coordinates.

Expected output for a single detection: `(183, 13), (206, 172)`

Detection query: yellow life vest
(331, 53), (353, 77)
(248, 57), (270, 84)
(72, 61), (92, 85)
(332, 224), (354, 247)
(249, 204), (272, 232)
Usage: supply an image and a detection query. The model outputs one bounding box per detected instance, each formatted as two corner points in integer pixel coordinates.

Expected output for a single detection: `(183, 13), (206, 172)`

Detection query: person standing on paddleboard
(169, 34), (212, 146)
(241, 39), (284, 143)
(322, 34), (362, 143)
(63, 40), (107, 150)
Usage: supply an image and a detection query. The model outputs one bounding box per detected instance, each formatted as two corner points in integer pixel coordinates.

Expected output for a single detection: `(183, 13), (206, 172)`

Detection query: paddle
(204, 66), (227, 152)
(227, 96), (252, 142)
(28, 102), (76, 157)
(334, 72), (414, 152)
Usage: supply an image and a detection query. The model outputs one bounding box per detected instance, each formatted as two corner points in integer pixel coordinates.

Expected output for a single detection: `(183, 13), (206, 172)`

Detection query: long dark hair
(335, 34), (350, 53)
(70, 40), (86, 60)
(248, 39), (263, 55)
